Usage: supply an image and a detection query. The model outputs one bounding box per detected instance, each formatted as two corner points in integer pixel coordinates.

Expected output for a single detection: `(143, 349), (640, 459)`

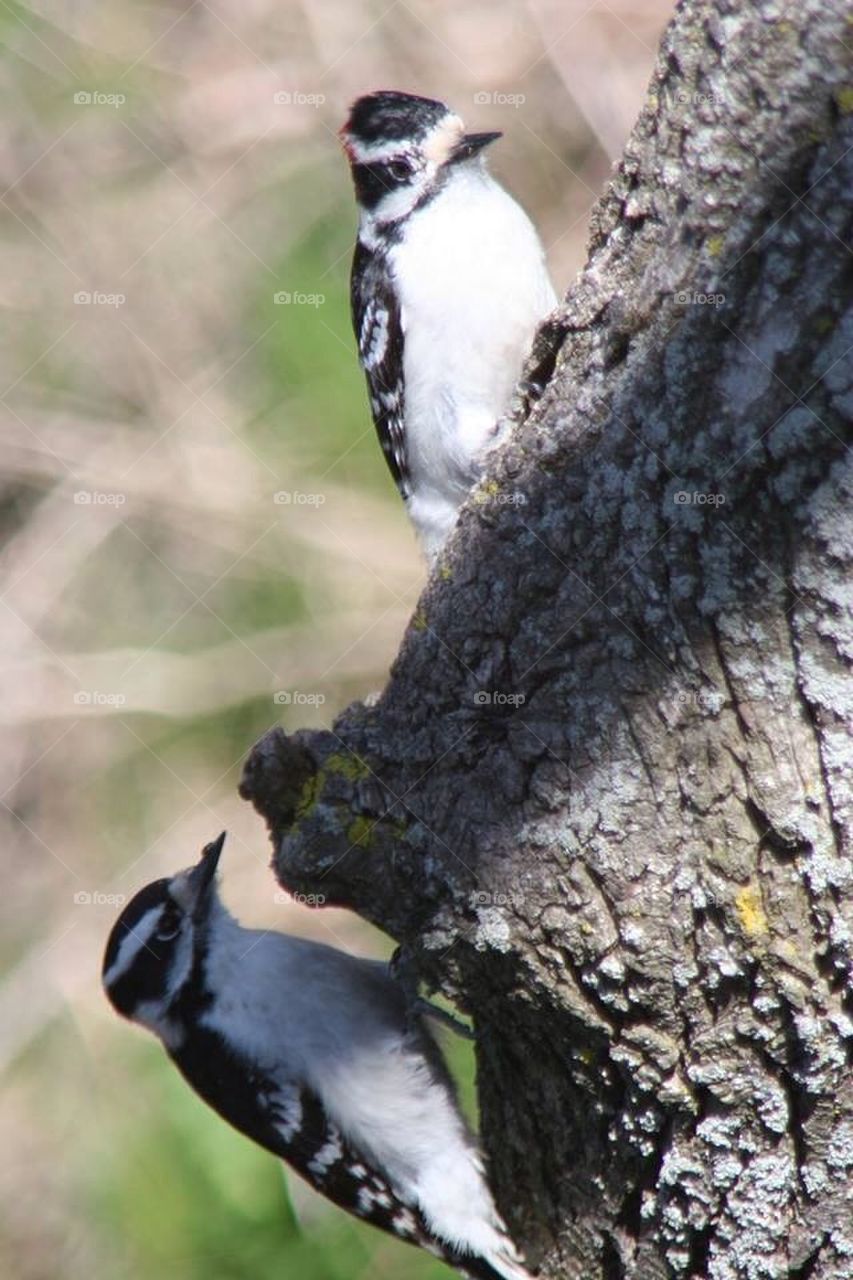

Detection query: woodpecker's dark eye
(386, 159), (413, 183)
(156, 904), (183, 942)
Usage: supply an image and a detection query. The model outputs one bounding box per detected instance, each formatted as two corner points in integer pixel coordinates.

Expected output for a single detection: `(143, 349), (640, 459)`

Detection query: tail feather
(449, 1240), (534, 1280)
(409, 1203), (533, 1280)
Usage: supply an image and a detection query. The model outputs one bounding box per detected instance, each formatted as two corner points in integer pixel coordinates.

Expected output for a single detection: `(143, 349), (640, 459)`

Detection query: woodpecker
(102, 833), (532, 1280)
(340, 90), (556, 559)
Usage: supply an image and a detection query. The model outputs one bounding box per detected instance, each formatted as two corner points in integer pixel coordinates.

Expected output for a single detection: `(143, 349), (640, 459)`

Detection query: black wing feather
(350, 238), (410, 498)
(172, 1029), (510, 1278)
(173, 1032), (426, 1241)
(264, 1083), (510, 1280)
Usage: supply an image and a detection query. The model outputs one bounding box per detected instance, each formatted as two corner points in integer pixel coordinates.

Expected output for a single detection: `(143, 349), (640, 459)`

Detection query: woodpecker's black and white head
(102, 831), (225, 1046)
(340, 90), (501, 232)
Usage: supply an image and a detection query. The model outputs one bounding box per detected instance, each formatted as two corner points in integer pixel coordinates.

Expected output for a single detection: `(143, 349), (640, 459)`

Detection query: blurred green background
(0, 1), (668, 1276)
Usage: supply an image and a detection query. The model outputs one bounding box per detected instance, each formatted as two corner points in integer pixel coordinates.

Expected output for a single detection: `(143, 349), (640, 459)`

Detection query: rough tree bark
(241, 2), (853, 1276)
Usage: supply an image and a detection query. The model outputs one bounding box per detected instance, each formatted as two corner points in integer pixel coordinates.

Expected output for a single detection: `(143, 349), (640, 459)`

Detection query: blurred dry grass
(0, 1), (671, 1276)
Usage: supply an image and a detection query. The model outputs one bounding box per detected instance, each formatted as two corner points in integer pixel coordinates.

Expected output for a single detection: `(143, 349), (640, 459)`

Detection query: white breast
(390, 164), (556, 556)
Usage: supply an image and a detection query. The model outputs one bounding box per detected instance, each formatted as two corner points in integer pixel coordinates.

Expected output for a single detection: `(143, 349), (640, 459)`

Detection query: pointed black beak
(187, 831), (226, 913)
(448, 131), (502, 164)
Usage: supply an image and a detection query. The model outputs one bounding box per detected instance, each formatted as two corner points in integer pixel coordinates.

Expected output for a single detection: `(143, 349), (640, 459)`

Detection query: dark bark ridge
(241, 2), (853, 1277)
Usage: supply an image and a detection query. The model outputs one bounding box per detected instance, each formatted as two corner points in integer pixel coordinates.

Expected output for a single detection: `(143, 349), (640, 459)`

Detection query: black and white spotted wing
(350, 238), (410, 499)
(264, 1083), (514, 1280)
(267, 1085), (435, 1241)
(170, 1027), (505, 1279)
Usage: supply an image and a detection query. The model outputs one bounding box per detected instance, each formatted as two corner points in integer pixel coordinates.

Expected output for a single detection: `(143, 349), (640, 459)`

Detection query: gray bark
(240, 1), (853, 1276)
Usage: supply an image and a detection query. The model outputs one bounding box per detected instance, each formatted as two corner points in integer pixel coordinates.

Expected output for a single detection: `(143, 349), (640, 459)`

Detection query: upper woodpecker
(340, 90), (556, 559)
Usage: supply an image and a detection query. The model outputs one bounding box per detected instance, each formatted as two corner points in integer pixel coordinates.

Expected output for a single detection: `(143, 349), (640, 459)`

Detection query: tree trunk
(240, 1), (853, 1275)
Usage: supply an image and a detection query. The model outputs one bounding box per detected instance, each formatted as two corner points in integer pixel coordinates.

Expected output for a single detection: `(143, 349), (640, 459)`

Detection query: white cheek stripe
(103, 906), (162, 986)
(344, 138), (407, 164)
(343, 113), (462, 167)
